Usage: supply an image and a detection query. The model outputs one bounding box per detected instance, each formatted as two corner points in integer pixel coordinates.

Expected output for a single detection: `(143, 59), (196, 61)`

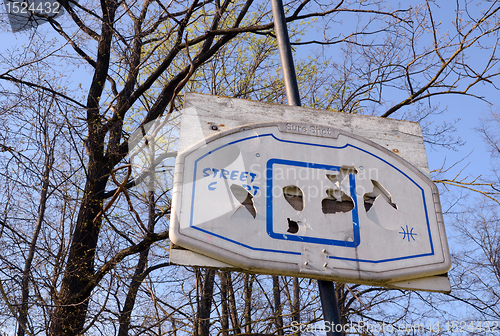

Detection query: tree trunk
(336, 282), (347, 325)
(243, 274), (253, 335)
(219, 271), (230, 336)
(226, 272), (241, 334)
(197, 269), (216, 335)
(272, 276), (283, 335)
(292, 277), (300, 336)
(49, 161), (110, 335)
(49, 0), (118, 333)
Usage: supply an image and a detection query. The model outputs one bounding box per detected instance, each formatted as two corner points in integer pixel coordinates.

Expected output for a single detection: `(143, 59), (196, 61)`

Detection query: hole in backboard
(363, 180), (397, 212)
(283, 185), (304, 211)
(322, 189), (355, 214)
(287, 218), (299, 233)
(230, 184), (256, 218)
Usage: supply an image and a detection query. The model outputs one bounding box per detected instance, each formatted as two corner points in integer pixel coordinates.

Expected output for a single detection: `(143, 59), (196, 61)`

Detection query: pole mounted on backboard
(270, 1), (344, 335)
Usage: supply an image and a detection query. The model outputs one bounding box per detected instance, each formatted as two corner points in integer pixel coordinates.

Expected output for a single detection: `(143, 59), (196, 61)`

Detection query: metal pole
(318, 281), (344, 336)
(270, 1), (344, 335)
(270, 0), (301, 107)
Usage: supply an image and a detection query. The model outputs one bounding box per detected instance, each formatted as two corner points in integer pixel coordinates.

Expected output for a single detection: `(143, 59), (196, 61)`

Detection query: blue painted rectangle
(266, 158), (360, 247)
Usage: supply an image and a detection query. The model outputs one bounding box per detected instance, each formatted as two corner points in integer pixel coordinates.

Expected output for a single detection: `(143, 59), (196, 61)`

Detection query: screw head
(304, 261), (309, 266)
(256, 153), (260, 157)
(211, 125), (218, 131)
(323, 263), (328, 268)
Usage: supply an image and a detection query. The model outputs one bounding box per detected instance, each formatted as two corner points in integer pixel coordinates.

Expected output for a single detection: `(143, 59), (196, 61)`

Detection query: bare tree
(2, 0), (500, 335)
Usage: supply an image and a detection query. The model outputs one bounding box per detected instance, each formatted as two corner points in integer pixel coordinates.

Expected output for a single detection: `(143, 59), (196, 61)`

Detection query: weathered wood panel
(181, 92), (430, 177)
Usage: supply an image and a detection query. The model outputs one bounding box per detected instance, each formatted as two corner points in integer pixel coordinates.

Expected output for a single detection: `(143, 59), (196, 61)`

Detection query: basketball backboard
(170, 119), (451, 287)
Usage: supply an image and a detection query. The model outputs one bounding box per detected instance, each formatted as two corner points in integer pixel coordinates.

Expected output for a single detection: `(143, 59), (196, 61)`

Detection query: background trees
(1, 0), (500, 335)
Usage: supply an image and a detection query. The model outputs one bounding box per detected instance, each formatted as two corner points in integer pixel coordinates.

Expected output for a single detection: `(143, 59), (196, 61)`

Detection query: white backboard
(170, 120), (451, 286)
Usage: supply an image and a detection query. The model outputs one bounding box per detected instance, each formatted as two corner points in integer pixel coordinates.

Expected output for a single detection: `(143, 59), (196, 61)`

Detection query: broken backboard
(169, 93), (451, 292)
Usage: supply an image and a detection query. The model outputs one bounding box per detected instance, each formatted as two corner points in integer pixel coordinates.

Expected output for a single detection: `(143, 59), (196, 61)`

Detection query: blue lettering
(221, 169), (229, 179)
(240, 171), (249, 181)
(230, 170), (239, 180)
(242, 184), (251, 192)
(252, 186), (260, 195)
(208, 182), (217, 190)
(212, 168), (219, 178)
(249, 173), (257, 183)
(203, 168), (211, 177)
